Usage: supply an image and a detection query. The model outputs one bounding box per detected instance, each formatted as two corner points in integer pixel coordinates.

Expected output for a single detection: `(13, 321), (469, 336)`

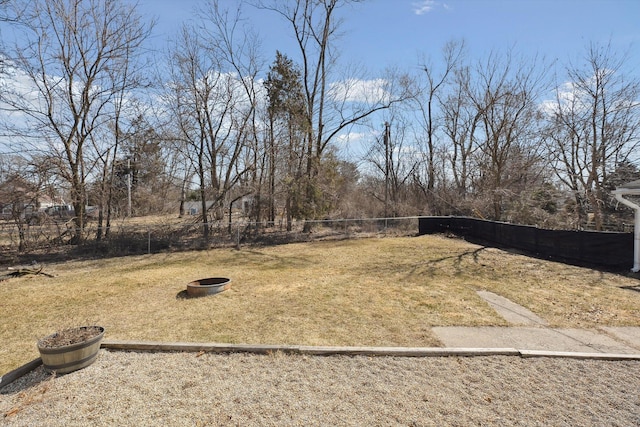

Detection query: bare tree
(1, 0), (151, 243)
(440, 65), (479, 200)
(414, 40), (465, 212)
(166, 26), (230, 239)
(199, 1), (264, 231)
(257, 0), (410, 227)
(364, 116), (419, 217)
(0, 0), (26, 22)
(544, 42), (640, 230)
(165, 2), (259, 239)
(465, 50), (548, 220)
(0, 157), (40, 251)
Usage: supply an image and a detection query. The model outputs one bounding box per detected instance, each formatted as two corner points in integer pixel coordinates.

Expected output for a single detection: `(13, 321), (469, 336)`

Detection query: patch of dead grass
(1, 235), (639, 373)
(2, 371), (55, 417)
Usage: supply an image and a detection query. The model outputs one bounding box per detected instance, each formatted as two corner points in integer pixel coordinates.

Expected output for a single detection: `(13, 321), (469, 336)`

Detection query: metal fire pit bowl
(186, 277), (232, 298)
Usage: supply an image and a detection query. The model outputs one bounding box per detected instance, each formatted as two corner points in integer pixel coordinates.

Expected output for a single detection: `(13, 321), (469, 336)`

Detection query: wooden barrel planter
(37, 326), (105, 375)
(187, 277), (232, 297)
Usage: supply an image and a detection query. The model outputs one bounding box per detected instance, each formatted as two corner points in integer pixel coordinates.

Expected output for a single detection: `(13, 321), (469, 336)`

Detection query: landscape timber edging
(3, 341), (640, 391)
(100, 340), (521, 357)
(0, 358), (42, 390)
(100, 340), (640, 360)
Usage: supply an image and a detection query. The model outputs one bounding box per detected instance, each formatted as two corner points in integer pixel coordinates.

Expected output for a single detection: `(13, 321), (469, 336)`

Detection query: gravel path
(2, 350), (639, 426)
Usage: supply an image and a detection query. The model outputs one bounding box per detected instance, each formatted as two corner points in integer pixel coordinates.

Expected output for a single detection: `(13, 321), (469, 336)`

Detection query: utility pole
(384, 122), (390, 225)
(127, 157), (132, 217)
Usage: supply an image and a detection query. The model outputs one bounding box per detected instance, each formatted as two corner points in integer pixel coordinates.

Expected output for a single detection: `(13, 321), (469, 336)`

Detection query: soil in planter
(38, 326), (103, 349)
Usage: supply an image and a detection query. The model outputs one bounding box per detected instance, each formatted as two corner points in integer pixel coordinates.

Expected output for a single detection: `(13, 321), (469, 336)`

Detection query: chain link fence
(0, 216), (420, 264)
(3, 215), (635, 271)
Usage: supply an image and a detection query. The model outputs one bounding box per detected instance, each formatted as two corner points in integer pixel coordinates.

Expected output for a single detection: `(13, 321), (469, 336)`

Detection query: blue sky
(128, 0), (640, 161)
(135, 0), (640, 76)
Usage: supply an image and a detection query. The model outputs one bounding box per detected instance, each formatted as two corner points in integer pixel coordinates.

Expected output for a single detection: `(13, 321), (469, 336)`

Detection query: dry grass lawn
(1, 234), (639, 374)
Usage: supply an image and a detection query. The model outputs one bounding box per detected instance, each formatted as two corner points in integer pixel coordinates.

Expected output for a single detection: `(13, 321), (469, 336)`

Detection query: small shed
(612, 179), (640, 272)
(183, 201), (214, 216)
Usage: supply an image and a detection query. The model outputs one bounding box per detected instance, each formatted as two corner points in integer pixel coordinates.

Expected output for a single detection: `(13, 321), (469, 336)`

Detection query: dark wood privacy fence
(418, 216), (634, 270)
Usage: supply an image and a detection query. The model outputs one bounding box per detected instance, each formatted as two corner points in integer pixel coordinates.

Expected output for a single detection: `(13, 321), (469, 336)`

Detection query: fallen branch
(0, 265), (55, 281)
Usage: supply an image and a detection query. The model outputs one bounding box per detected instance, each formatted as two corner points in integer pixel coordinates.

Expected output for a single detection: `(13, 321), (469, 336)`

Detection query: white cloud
(336, 131), (371, 145)
(328, 78), (390, 104)
(540, 71), (617, 116)
(412, 1), (452, 15)
(412, 0), (436, 15)
(539, 81), (574, 116)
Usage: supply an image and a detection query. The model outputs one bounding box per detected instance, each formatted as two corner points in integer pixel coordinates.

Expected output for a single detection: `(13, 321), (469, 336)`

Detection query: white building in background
(183, 201), (215, 216)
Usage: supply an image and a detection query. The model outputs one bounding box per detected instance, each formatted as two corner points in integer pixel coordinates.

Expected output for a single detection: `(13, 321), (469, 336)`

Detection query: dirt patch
(37, 326), (103, 349)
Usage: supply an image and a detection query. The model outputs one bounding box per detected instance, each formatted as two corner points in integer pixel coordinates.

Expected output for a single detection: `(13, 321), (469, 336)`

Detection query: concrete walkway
(432, 291), (640, 355)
